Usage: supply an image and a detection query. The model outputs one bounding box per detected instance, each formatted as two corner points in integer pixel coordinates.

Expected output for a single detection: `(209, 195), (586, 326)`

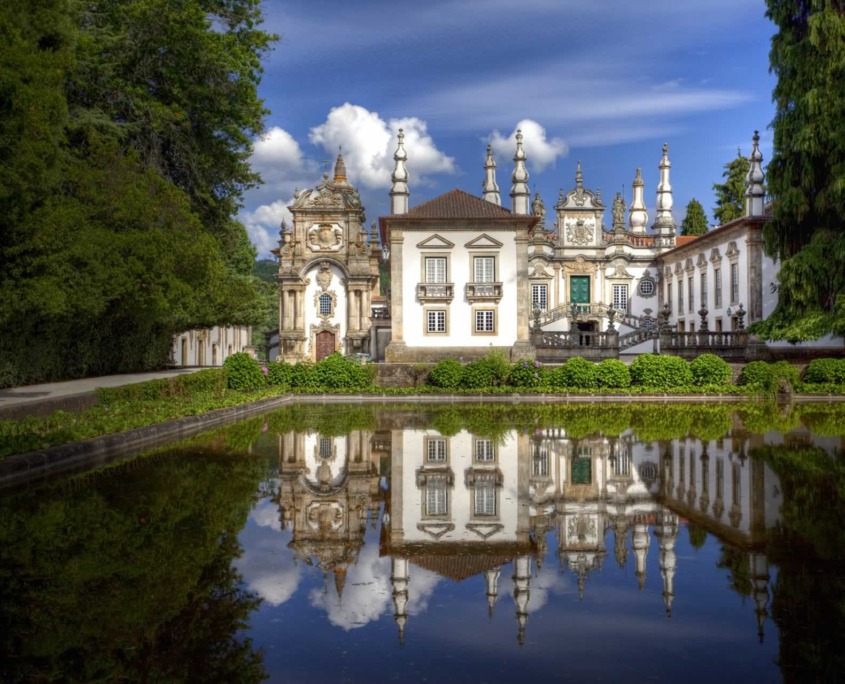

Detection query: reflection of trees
(0, 450), (267, 683)
(716, 544), (752, 596)
(687, 523), (707, 550)
(755, 445), (845, 683)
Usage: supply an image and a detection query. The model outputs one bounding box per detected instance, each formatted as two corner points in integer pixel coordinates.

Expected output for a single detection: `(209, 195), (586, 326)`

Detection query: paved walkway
(0, 368), (201, 413)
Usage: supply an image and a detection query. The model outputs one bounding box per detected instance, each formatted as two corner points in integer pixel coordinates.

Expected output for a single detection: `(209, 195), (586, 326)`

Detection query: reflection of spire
(392, 557), (410, 644)
(750, 552), (770, 643)
(614, 516), (630, 569)
(655, 508), (679, 618)
(512, 555), (531, 646)
(632, 515), (650, 590)
(334, 566), (347, 600)
(485, 566), (501, 617)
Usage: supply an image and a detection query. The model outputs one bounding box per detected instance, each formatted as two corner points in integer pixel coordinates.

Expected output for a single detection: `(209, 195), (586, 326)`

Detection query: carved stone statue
(612, 192), (626, 232)
(532, 191), (547, 228)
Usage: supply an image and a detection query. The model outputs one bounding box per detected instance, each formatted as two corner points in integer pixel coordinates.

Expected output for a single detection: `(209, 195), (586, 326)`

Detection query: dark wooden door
(316, 331), (335, 361)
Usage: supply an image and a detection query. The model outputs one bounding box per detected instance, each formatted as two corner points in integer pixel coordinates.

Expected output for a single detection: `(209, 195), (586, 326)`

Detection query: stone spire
(512, 555), (531, 646)
(333, 148), (348, 185)
(745, 130), (765, 217)
(510, 129), (530, 215)
(482, 144), (501, 206)
(485, 566), (500, 617)
(653, 143), (675, 232)
(391, 557), (410, 643)
(629, 168), (648, 235)
(390, 129), (409, 215)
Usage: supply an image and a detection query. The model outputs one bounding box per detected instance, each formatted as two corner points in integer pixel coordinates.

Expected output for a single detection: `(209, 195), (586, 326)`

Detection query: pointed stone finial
(575, 160), (583, 189)
(653, 143), (675, 234)
(629, 168), (648, 234)
(745, 130), (765, 217)
(333, 147), (347, 184)
(390, 129), (409, 214)
(482, 144), (501, 206)
(279, 218), (288, 237)
(511, 129), (530, 215)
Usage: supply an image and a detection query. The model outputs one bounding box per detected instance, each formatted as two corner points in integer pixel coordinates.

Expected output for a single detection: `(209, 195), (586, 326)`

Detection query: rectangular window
(473, 256), (495, 283)
(678, 281), (684, 315)
(473, 484), (497, 516)
(475, 309), (495, 333)
(700, 273), (708, 309)
(612, 284), (628, 310)
(715, 268), (722, 307)
(731, 263), (739, 304)
(688, 277), (694, 313)
(427, 438), (447, 462)
(667, 282), (673, 310)
(425, 483), (448, 516)
(531, 284), (548, 311)
(319, 437), (332, 458)
(426, 309), (447, 334)
(425, 256), (447, 283)
(533, 443), (549, 477)
(475, 439), (495, 462)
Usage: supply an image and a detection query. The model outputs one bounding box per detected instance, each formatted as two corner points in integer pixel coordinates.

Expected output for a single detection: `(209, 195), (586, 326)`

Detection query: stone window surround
(424, 307), (449, 335)
(472, 306), (497, 336)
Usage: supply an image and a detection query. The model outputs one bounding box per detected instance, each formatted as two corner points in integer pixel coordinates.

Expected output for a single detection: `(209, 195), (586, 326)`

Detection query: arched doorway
(316, 331), (335, 361)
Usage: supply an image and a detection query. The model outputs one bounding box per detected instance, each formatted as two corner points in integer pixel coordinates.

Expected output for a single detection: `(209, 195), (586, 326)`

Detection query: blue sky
(241, 0), (777, 256)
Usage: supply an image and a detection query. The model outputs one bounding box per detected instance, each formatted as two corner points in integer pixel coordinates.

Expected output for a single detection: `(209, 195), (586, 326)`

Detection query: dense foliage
(595, 358), (631, 388)
(754, 1), (845, 341)
(428, 359), (464, 388)
(689, 353), (732, 386)
(803, 357), (845, 384)
(712, 151), (751, 225)
(0, 1), (275, 387)
(680, 198), (708, 236)
(224, 352), (267, 391)
(629, 353), (693, 389)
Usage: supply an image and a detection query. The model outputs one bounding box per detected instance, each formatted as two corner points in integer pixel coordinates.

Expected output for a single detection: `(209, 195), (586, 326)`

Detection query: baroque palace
(268, 130), (836, 364)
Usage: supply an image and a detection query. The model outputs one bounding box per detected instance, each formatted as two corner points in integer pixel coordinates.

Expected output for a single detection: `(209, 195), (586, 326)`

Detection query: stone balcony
(465, 282), (503, 304)
(416, 282), (455, 303)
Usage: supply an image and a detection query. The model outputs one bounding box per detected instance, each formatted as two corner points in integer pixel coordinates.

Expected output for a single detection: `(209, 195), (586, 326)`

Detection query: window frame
(531, 283), (548, 312)
(612, 284), (629, 310)
(473, 308), (496, 335)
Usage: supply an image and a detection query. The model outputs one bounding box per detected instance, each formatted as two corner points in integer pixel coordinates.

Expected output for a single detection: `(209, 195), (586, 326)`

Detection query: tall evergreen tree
(755, 0), (845, 341)
(680, 198), (708, 236)
(712, 151), (751, 225)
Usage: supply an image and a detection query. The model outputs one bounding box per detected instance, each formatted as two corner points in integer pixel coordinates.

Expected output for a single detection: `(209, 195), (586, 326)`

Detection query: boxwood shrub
(595, 359), (631, 389)
(740, 360), (800, 394)
(550, 357), (598, 389)
(630, 353), (693, 389)
(312, 353), (373, 389)
(223, 352), (266, 391)
(428, 359), (463, 388)
(803, 358), (845, 384)
(690, 353), (732, 386)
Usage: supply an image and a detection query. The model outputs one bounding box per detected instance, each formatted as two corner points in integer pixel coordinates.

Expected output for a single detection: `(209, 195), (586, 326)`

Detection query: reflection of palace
(276, 430), (382, 597)
(269, 419), (824, 645)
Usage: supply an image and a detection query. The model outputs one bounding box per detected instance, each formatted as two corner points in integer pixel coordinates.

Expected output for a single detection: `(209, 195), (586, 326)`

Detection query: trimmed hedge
(223, 352), (266, 391)
(740, 360), (800, 394)
(428, 359), (464, 388)
(596, 359), (631, 389)
(690, 354), (732, 387)
(803, 358), (845, 384)
(551, 357), (598, 389)
(630, 353), (693, 389)
(312, 353), (374, 389)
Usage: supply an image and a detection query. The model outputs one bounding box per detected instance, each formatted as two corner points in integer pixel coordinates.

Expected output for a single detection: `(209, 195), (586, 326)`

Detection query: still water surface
(2, 403), (844, 682)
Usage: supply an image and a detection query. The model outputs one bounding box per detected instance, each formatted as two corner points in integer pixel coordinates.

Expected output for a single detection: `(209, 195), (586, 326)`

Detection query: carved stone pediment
(308, 223), (343, 252)
(565, 217), (596, 245)
(564, 255), (596, 274)
(608, 261), (634, 279)
(530, 260), (551, 278)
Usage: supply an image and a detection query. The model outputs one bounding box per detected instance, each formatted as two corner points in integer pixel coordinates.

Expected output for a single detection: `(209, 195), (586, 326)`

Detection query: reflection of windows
(425, 256), (447, 283)
(474, 309), (495, 333)
(532, 443), (549, 477)
(319, 293), (333, 316)
(319, 437), (332, 458)
(532, 284), (548, 311)
(612, 284), (628, 310)
(426, 309), (447, 334)
(426, 437), (447, 462)
(473, 483), (497, 516)
(475, 439), (495, 462)
(425, 481), (449, 516)
(572, 446), (592, 484)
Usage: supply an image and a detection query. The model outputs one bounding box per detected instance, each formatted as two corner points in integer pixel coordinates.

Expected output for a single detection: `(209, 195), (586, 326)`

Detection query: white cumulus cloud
(240, 199), (291, 258)
(309, 103), (456, 189)
(489, 119), (568, 173)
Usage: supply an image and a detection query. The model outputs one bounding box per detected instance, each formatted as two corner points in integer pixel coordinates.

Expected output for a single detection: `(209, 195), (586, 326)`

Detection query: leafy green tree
(712, 150), (750, 225)
(752, 1), (845, 342)
(680, 198), (708, 236)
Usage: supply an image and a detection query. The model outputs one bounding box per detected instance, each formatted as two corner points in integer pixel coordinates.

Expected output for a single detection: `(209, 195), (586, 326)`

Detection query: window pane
(426, 484), (448, 515)
(427, 310), (446, 333)
(612, 284), (628, 310)
(688, 277), (694, 313)
(475, 310), (495, 332)
(474, 484), (496, 516)
(319, 293), (332, 316)
(531, 284), (548, 311)
(475, 439), (494, 461)
(427, 438), (446, 461)
(425, 257), (447, 283)
(474, 257), (495, 283)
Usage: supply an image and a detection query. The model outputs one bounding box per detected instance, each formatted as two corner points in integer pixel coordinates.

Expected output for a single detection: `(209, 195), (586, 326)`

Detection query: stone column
(385, 230), (406, 361)
(511, 229), (535, 360)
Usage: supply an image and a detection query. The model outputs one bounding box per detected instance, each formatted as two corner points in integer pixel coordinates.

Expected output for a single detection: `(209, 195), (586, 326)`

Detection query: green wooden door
(570, 276), (590, 304)
(571, 457), (592, 485)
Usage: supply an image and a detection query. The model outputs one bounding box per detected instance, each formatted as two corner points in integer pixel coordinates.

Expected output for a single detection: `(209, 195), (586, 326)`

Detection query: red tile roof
(675, 235), (700, 246)
(402, 189), (520, 219)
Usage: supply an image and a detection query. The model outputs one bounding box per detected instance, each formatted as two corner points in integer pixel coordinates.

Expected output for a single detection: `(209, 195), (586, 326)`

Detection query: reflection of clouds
(308, 545), (441, 630)
(525, 562), (569, 614)
(235, 498), (300, 607)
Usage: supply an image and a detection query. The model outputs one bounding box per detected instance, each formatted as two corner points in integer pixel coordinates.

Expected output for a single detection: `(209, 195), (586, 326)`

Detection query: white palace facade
(267, 129), (839, 364)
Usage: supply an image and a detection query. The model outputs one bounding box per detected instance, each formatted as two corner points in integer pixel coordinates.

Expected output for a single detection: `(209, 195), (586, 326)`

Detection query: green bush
(740, 360), (800, 395)
(595, 359), (631, 388)
(739, 361), (771, 387)
(550, 357), (598, 389)
(267, 362), (293, 388)
(428, 359), (464, 388)
(690, 354), (732, 386)
(313, 353), (374, 389)
(462, 359), (496, 389)
(629, 353), (693, 389)
(223, 352), (266, 391)
(288, 361), (316, 389)
(508, 360), (545, 388)
(803, 358), (845, 384)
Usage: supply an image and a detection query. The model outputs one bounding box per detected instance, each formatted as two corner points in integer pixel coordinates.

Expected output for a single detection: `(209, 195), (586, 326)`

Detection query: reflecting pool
(2, 403), (845, 682)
